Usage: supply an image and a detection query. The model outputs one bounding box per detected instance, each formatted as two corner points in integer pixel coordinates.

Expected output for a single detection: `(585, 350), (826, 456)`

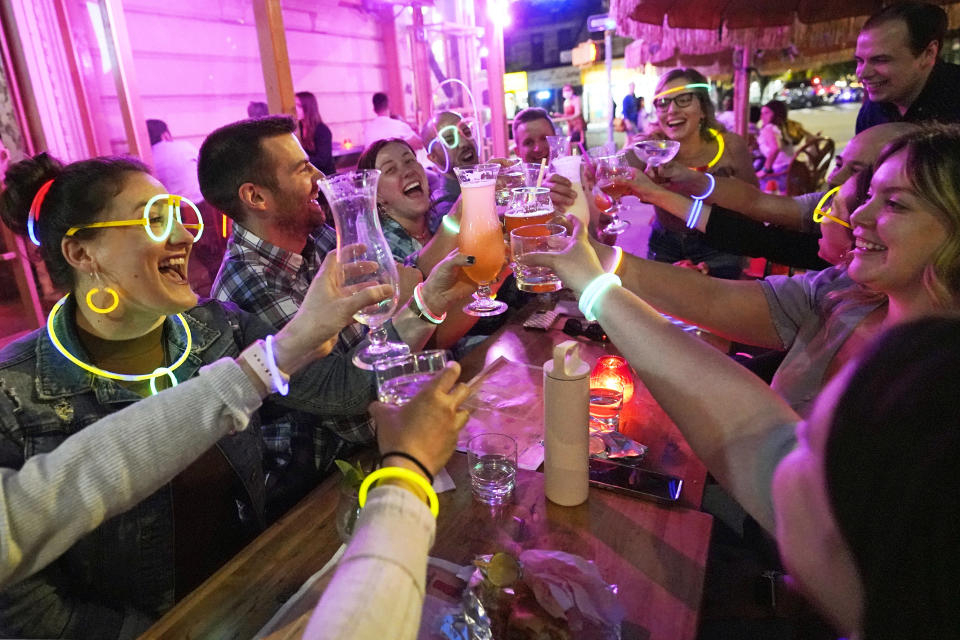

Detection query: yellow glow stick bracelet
(358, 466), (439, 517)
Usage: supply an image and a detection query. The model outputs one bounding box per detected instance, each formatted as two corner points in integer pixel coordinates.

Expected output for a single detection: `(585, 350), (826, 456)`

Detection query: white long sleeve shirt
(304, 485), (436, 640)
(0, 358), (262, 587)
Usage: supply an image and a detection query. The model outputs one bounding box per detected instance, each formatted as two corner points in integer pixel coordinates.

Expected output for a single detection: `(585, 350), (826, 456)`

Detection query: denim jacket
(0, 299), (284, 639)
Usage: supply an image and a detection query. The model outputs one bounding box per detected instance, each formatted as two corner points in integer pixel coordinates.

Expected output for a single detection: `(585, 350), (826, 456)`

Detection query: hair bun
(0, 152), (64, 236)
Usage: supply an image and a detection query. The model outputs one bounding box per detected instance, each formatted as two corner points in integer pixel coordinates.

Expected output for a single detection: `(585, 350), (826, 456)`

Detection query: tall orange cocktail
(454, 163), (507, 316)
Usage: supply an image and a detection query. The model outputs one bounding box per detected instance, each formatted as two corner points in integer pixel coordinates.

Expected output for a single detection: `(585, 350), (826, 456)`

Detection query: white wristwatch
(240, 337), (290, 395)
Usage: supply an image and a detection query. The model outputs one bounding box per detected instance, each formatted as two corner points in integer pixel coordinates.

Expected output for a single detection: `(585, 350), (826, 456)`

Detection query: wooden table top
(141, 306), (715, 639)
(457, 310), (709, 509)
(145, 453), (712, 640)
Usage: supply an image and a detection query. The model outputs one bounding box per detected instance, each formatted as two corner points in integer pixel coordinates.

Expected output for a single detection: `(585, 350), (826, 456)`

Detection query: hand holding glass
(510, 223), (567, 293)
(374, 350), (449, 405)
(319, 170), (409, 369)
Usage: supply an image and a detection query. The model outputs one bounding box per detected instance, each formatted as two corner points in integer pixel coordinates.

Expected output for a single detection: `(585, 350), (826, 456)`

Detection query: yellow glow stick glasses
(65, 194), (204, 243)
(813, 186), (851, 229)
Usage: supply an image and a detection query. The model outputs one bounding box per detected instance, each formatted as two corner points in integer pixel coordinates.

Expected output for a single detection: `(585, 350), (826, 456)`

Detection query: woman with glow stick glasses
(525, 124), (960, 421)
(642, 68), (758, 280)
(524, 213), (960, 639)
(0, 152), (404, 637)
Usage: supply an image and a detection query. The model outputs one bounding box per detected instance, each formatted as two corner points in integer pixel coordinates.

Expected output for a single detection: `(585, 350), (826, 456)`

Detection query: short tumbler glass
(510, 223), (567, 293)
(467, 433), (517, 505)
(374, 350), (450, 405)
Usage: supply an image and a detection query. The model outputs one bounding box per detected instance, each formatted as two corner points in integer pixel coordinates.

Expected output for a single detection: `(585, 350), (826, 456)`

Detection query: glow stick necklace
(46, 294), (192, 393)
(690, 128), (724, 172)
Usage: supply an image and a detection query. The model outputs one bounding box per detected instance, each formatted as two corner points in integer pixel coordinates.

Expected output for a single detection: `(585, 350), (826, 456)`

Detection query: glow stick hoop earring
(46, 294), (193, 392)
(85, 272), (120, 314)
(85, 287), (119, 314)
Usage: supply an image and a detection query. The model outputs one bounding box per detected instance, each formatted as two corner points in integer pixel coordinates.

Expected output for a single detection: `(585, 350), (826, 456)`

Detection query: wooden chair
(0, 223), (44, 337)
(780, 136), (835, 196)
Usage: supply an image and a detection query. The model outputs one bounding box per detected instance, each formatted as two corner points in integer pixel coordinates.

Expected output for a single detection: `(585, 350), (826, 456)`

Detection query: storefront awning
(613, 0), (960, 63)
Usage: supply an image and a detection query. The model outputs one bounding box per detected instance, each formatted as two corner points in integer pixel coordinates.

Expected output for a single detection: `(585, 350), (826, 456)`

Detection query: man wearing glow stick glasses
(421, 111), (480, 217)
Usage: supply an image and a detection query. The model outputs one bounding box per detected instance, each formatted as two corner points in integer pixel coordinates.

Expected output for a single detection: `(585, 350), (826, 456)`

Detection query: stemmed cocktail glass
(454, 163), (507, 317)
(320, 170), (409, 369)
(632, 139), (681, 168)
(593, 154), (634, 235)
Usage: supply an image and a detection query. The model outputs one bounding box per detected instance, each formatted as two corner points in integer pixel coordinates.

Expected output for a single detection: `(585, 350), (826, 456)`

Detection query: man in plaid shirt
(198, 117), (463, 506)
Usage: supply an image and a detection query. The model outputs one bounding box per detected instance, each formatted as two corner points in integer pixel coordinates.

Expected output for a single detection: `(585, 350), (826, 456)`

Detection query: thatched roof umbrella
(612, 0), (960, 133)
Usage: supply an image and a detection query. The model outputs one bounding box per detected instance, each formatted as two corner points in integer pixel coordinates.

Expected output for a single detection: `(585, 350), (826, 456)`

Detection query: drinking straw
(535, 158), (547, 187)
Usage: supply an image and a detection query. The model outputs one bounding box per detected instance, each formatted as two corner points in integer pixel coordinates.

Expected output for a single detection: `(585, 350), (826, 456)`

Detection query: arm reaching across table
(523, 217), (800, 532)
(304, 363), (471, 640)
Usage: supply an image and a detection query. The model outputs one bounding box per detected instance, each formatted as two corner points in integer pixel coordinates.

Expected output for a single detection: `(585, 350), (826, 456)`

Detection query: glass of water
(467, 433), (517, 505)
(510, 223), (567, 293)
(374, 350), (450, 405)
(589, 380), (624, 433)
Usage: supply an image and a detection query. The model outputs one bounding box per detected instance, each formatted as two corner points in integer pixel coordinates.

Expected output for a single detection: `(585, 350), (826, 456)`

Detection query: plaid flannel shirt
(379, 209), (443, 269)
(211, 223), (374, 473)
(428, 169), (460, 219)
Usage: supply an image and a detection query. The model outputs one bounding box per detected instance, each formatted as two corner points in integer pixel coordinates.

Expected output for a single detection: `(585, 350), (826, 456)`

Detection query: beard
(273, 191), (326, 236)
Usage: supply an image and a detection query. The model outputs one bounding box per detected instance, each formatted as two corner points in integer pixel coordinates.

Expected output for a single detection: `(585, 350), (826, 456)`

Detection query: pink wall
(87, 0), (414, 151)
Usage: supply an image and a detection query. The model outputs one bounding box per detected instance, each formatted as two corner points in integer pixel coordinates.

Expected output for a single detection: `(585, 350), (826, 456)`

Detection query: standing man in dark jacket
(855, 2), (960, 133)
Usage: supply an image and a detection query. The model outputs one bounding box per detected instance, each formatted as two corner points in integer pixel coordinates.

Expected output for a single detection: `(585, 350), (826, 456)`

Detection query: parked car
(779, 81), (822, 109)
(835, 86), (865, 103)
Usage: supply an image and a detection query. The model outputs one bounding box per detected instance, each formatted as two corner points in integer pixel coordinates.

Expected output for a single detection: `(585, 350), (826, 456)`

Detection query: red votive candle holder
(590, 355), (634, 401)
(589, 355), (634, 432)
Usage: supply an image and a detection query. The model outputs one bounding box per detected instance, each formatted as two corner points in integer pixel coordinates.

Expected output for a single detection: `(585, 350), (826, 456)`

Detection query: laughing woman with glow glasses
(0, 153), (398, 639)
(537, 124), (960, 419)
(643, 68), (758, 279)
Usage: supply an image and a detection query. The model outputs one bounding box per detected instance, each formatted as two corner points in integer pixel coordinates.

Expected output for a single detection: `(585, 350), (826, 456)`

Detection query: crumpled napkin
(517, 549), (625, 632)
(442, 550), (624, 639)
(591, 430), (648, 460)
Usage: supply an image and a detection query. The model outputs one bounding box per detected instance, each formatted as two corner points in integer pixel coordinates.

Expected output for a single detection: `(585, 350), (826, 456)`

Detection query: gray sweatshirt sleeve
(0, 357), (263, 588)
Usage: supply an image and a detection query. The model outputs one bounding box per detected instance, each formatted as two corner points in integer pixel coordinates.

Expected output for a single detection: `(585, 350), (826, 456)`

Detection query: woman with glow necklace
(643, 68), (758, 279)
(0, 152), (406, 638)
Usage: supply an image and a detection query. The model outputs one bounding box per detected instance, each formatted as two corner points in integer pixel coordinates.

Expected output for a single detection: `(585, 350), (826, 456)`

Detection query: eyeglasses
(812, 186), (852, 229)
(653, 92), (696, 112)
(651, 83), (710, 112)
(66, 194), (205, 243)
